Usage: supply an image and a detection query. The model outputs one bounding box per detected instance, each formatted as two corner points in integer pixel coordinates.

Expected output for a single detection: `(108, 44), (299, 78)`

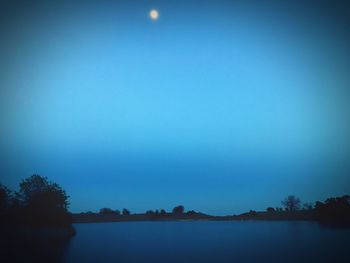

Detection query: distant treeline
(93, 205), (186, 216)
(74, 205), (212, 223)
(76, 194), (350, 225)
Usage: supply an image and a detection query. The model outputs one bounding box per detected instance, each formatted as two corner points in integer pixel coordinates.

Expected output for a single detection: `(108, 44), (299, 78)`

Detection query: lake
(57, 221), (350, 263)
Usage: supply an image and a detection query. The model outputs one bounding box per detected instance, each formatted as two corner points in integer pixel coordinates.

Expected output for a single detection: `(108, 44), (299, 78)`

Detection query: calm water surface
(62, 221), (350, 263)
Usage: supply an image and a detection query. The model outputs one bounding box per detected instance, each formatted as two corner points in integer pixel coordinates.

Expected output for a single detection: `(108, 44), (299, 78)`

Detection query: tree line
(1, 175), (349, 225)
(96, 205), (185, 216)
(263, 194), (350, 224)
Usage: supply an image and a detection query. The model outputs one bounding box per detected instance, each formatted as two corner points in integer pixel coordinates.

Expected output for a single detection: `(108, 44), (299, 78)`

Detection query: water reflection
(3, 221), (349, 263)
(1, 230), (70, 263)
(61, 221), (350, 263)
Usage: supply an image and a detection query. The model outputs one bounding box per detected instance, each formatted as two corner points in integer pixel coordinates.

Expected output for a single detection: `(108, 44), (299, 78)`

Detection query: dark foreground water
(54, 221), (350, 263)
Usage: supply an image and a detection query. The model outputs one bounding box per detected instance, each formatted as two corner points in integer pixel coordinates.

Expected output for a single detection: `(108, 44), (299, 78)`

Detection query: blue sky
(1, 0), (350, 214)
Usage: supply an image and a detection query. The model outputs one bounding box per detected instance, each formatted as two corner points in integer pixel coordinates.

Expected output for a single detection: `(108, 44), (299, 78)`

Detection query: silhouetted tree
(19, 175), (69, 209)
(172, 205), (184, 214)
(115, 209), (121, 215)
(302, 203), (313, 210)
(186, 210), (197, 216)
(17, 174), (71, 227)
(281, 195), (301, 211)
(160, 209), (166, 214)
(122, 208), (130, 215)
(249, 210), (257, 216)
(146, 210), (154, 214)
(100, 208), (117, 214)
(84, 211), (94, 214)
(0, 184), (11, 213)
(266, 207), (275, 212)
(315, 195), (350, 223)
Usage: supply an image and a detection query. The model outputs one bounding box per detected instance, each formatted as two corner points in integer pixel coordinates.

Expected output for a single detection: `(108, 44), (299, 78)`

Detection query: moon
(150, 9), (159, 20)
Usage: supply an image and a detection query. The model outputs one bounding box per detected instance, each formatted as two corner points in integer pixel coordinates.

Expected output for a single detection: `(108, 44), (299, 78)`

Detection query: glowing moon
(150, 9), (159, 20)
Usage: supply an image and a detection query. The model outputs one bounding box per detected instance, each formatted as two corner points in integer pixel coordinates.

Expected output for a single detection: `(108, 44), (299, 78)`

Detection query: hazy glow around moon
(150, 9), (159, 20)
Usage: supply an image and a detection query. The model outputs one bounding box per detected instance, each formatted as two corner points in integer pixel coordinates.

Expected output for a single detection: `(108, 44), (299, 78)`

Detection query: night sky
(1, 0), (350, 215)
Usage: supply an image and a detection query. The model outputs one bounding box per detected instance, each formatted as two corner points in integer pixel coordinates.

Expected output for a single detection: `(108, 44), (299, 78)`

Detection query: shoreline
(72, 210), (319, 224)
